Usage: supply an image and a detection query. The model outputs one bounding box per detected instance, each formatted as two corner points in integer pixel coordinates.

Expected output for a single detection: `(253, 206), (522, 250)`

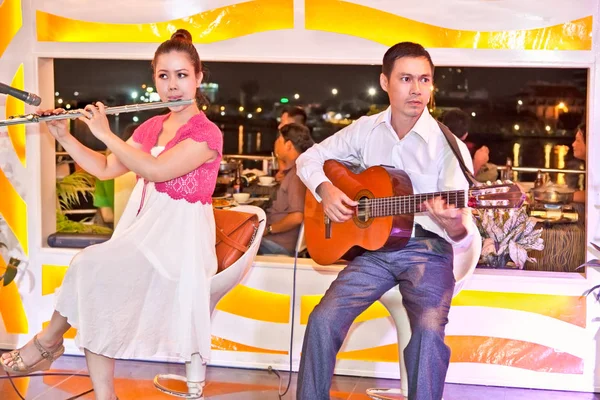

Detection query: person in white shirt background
(295, 42), (474, 400)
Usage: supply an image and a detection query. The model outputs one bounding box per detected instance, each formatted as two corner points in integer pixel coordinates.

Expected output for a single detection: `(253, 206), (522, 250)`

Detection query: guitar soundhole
(357, 197), (370, 223)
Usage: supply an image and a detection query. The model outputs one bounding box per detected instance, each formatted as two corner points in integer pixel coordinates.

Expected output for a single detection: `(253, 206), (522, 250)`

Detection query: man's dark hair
(441, 109), (470, 138)
(282, 106), (307, 125)
(577, 122), (586, 143)
(279, 123), (314, 154)
(382, 42), (434, 78)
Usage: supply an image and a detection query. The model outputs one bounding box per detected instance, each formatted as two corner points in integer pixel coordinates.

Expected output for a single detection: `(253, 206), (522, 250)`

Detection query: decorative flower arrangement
(578, 242), (600, 301)
(476, 207), (544, 269)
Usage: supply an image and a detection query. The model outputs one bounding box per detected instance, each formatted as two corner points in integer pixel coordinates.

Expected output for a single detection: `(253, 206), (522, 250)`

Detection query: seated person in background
(93, 177), (115, 227)
(260, 123), (315, 256)
(567, 122), (586, 203)
(278, 106), (307, 130)
(441, 109), (497, 182)
(276, 107), (308, 181)
(93, 124), (139, 227)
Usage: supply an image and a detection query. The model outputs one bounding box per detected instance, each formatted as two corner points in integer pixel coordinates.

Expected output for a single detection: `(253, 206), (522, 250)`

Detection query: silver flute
(0, 99), (195, 127)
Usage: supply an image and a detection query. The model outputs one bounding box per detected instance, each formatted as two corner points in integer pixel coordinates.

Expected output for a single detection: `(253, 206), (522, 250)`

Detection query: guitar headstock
(468, 180), (525, 209)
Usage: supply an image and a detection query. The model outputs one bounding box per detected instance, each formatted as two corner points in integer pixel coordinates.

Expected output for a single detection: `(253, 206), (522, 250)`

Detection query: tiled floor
(1, 355), (599, 399)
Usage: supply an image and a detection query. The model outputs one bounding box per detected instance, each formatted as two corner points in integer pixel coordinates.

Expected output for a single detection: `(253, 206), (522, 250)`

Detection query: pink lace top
(131, 112), (223, 204)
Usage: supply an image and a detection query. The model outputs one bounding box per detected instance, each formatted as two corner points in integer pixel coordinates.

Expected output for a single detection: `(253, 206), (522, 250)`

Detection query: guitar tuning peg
(496, 180), (502, 185)
(486, 180), (492, 186)
(505, 180), (513, 184)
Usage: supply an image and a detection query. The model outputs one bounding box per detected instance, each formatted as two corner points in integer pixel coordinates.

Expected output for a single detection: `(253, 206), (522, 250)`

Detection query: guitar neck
(368, 190), (467, 217)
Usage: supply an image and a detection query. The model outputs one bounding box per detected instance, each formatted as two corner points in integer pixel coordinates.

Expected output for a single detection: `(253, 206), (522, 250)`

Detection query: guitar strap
(437, 121), (479, 187)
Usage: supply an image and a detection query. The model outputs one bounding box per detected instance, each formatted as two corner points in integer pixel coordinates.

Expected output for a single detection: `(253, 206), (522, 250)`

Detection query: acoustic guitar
(304, 160), (525, 265)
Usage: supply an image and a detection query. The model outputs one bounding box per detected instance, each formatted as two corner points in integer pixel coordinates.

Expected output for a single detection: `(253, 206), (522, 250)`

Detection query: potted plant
(56, 171), (112, 234)
(56, 170), (97, 211)
(476, 207), (545, 269)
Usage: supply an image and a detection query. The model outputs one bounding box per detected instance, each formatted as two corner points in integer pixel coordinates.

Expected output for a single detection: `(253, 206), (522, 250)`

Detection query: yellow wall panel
(0, 0), (22, 57)
(215, 284), (291, 323)
(0, 168), (28, 255)
(0, 255), (28, 334)
(305, 0), (592, 51)
(42, 264), (69, 296)
(37, 0), (293, 43)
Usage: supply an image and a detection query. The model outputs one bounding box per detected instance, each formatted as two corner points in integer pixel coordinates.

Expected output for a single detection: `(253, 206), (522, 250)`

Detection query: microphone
(0, 82), (42, 106)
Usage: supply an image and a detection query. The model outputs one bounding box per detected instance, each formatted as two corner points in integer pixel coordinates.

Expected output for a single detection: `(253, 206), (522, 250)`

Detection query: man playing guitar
(295, 42), (475, 400)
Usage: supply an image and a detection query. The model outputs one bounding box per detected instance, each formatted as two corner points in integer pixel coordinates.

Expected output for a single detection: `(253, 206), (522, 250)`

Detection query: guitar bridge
(325, 216), (332, 239)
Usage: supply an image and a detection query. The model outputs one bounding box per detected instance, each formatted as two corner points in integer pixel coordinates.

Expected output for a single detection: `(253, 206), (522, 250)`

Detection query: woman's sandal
(1, 334), (65, 375)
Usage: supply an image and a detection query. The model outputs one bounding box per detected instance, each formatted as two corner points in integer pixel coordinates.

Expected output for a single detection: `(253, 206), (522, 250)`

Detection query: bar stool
(366, 229), (482, 400)
(154, 205), (266, 399)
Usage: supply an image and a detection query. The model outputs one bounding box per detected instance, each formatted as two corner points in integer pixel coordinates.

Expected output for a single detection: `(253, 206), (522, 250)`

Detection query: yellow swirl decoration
(215, 284), (291, 323)
(0, 168), (28, 256)
(37, 0), (293, 43)
(41, 265), (78, 338)
(301, 294), (389, 325)
(336, 338), (583, 374)
(211, 336), (288, 354)
(302, 289), (586, 327)
(0, 255), (28, 334)
(6, 64), (26, 167)
(452, 290), (586, 327)
(0, 0), (22, 58)
(42, 264), (69, 296)
(305, 0), (592, 50)
(0, 0), (28, 337)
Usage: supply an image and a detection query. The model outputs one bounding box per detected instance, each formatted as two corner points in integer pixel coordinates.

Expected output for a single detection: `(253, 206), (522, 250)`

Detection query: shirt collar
(374, 107), (391, 128)
(373, 106), (435, 144)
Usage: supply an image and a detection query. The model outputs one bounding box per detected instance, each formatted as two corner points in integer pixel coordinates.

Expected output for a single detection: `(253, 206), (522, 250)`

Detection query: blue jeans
(258, 237), (291, 256)
(297, 237), (455, 400)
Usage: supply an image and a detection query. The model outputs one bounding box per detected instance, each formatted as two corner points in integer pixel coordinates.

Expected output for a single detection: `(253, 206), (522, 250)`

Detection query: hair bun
(171, 29), (193, 43)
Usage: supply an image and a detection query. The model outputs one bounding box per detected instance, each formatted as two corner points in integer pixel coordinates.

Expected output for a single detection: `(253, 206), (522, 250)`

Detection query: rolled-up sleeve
(296, 120), (365, 202)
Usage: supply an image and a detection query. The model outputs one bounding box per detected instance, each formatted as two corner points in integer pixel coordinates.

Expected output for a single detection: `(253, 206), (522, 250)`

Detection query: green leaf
(8, 257), (21, 268)
(583, 284), (600, 302)
(522, 219), (536, 237)
(1, 265), (18, 286)
(509, 241), (528, 269)
(56, 210), (112, 234)
(481, 238), (496, 257)
(576, 260), (600, 270)
(56, 171), (96, 210)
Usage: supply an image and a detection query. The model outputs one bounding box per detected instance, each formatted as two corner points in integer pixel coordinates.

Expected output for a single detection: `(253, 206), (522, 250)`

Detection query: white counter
(2, 251), (599, 393)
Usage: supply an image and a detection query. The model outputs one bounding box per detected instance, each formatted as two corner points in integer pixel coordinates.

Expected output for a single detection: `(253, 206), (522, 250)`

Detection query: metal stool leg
(154, 353), (205, 399)
(366, 388), (405, 399)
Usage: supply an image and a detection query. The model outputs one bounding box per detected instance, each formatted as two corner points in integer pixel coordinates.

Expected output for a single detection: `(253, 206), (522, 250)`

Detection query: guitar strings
(357, 195), (465, 211)
(356, 185), (519, 218)
(359, 191), (466, 217)
(357, 191), (464, 206)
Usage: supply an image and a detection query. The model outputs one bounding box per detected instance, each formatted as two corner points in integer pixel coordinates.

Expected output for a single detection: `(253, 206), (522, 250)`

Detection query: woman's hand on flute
(43, 108), (70, 140)
(78, 102), (113, 142)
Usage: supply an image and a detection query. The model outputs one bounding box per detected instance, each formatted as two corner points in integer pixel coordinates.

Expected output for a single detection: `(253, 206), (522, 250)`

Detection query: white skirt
(55, 166), (217, 362)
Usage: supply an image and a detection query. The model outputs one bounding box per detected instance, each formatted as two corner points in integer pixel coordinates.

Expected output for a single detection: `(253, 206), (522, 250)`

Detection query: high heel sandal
(1, 334), (65, 375)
